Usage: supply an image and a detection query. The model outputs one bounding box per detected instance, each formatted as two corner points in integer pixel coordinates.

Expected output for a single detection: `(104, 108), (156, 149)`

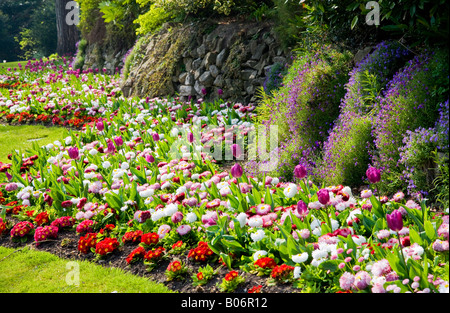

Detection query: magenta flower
(107, 140), (115, 155)
(230, 163), (243, 178)
(366, 166), (381, 184)
(152, 133), (160, 142)
(146, 154), (155, 163)
(113, 136), (123, 146)
(61, 200), (73, 208)
(96, 120), (104, 132)
(187, 132), (194, 143)
(296, 200), (308, 216)
(293, 164), (307, 179)
(317, 188), (330, 205)
(67, 146), (79, 159)
(171, 211), (184, 224)
(386, 209), (403, 232)
(231, 144), (242, 159)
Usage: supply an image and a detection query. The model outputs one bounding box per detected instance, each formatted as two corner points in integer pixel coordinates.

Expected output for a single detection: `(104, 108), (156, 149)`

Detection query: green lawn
(0, 124), (68, 163)
(0, 246), (174, 293)
(0, 61), (26, 72)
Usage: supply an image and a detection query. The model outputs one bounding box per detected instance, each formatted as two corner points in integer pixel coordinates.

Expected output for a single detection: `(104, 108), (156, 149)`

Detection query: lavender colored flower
(339, 272), (355, 291)
(177, 224), (191, 236)
(354, 271), (371, 290)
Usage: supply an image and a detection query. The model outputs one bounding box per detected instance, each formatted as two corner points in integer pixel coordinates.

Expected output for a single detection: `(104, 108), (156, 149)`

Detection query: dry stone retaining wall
(121, 20), (292, 104)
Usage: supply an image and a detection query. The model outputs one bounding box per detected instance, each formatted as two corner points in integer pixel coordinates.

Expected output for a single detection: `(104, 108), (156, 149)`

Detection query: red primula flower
(270, 264), (295, 280)
(126, 246), (146, 264)
(187, 241), (214, 262)
(95, 237), (119, 256)
(225, 270), (239, 281)
(254, 257), (277, 269)
(122, 230), (143, 243)
(77, 232), (98, 254)
(34, 211), (50, 226)
(144, 246), (165, 262)
(141, 232), (159, 246)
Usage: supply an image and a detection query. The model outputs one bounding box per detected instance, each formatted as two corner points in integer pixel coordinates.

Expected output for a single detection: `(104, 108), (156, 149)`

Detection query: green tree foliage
(0, 0), (56, 61)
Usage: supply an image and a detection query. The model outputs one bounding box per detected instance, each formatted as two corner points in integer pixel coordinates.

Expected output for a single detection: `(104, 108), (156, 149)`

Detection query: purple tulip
(297, 200), (308, 216)
(294, 164), (307, 179)
(152, 133), (160, 142)
(230, 163), (243, 178)
(231, 144), (242, 158)
(146, 154), (155, 163)
(67, 146), (79, 160)
(317, 188), (330, 205)
(187, 132), (194, 143)
(96, 120), (104, 132)
(113, 136), (123, 146)
(217, 89), (223, 96)
(366, 167), (381, 184)
(107, 141), (115, 155)
(201, 88), (207, 96)
(386, 210), (403, 232)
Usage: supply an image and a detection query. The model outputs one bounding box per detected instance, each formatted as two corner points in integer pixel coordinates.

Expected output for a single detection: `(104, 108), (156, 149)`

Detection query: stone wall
(82, 42), (128, 74)
(121, 19), (292, 104)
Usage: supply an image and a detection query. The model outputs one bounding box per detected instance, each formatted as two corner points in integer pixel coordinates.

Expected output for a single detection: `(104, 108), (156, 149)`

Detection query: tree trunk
(55, 0), (79, 56)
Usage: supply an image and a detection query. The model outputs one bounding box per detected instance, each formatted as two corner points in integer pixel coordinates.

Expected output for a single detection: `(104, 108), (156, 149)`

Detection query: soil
(0, 217), (296, 294)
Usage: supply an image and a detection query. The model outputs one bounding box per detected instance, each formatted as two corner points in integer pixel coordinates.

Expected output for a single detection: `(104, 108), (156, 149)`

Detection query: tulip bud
(366, 167), (381, 184)
(386, 210), (403, 232)
(67, 146), (79, 160)
(293, 164), (307, 179)
(230, 163), (243, 178)
(317, 188), (330, 205)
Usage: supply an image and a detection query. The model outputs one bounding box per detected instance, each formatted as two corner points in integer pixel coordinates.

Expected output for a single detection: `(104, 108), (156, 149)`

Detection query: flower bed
(0, 57), (448, 293)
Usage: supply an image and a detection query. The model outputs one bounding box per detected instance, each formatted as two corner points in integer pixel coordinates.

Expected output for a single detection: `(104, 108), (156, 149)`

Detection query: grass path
(0, 246), (174, 293)
(0, 61), (26, 71)
(0, 124), (67, 163)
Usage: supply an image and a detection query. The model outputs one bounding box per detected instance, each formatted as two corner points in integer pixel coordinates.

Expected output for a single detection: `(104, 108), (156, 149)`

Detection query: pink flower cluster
(34, 225), (58, 246)
(10, 221), (34, 239)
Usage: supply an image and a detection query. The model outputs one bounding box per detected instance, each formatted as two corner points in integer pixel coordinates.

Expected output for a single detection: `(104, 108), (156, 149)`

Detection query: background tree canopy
(0, 0), (57, 61)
